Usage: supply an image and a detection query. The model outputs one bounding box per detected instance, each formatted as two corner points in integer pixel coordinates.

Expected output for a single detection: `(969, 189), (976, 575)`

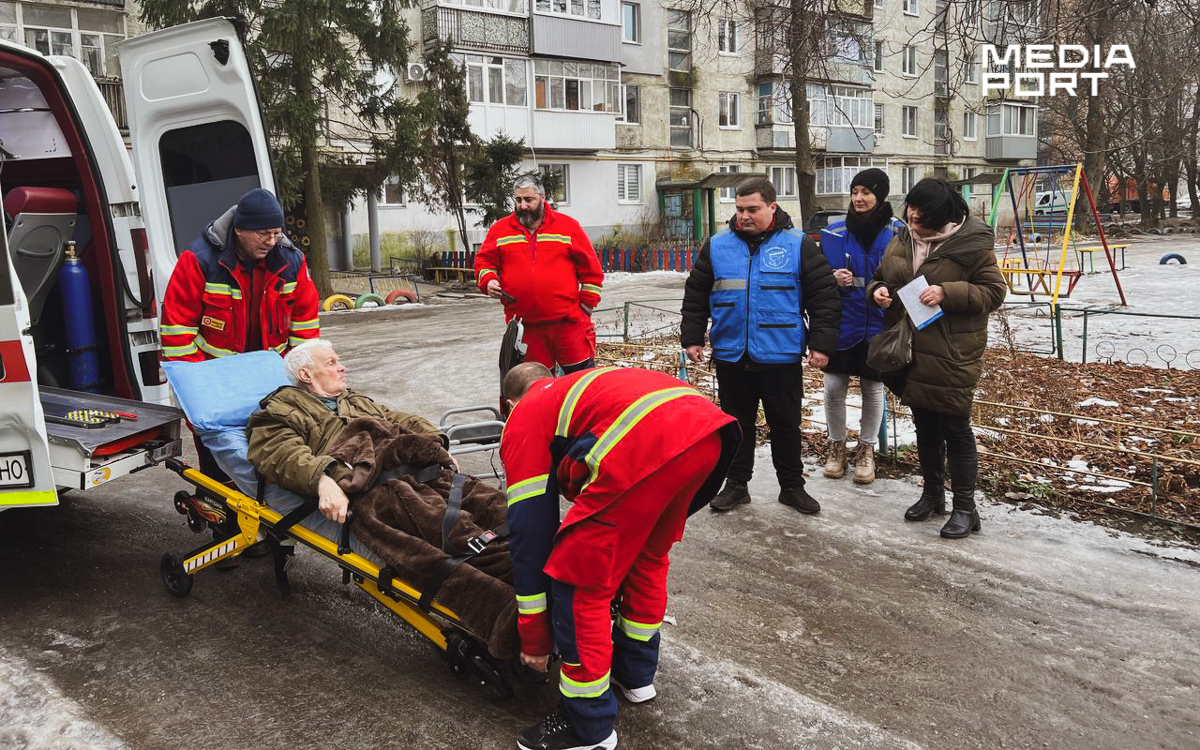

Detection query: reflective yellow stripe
(289, 318), (319, 331)
(560, 670), (610, 699)
(539, 233), (571, 243)
(0, 490), (58, 507)
(280, 281), (298, 294)
(583, 387), (699, 486)
(516, 592), (548, 615)
(477, 268), (498, 282)
(495, 235), (524, 246)
(159, 324), (199, 336)
(507, 474), (550, 507)
(194, 335), (237, 358)
(285, 338), (303, 349)
(713, 279), (747, 291)
(204, 282), (232, 294)
(555, 367), (619, 437)
(580, 283), (602, 295)
(162, 342), (199, 357)
(617, 616), (662, 642)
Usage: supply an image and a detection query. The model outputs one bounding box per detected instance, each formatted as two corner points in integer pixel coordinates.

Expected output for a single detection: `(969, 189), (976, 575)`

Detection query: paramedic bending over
(245, 340), (448, 554)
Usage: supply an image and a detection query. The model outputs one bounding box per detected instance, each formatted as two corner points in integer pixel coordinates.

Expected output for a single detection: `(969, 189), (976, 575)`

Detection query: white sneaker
(613, 678), (656, 704)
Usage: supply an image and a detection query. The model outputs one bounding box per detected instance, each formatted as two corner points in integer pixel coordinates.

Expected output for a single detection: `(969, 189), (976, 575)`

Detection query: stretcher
(158, 352), (527, 698)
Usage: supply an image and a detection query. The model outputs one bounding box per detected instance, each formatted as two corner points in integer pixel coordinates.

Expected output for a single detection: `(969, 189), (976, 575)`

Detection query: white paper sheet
(896, 275), (944, 330)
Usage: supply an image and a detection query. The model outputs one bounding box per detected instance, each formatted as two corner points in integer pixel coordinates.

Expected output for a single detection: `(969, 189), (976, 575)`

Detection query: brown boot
(823, 440), (847, 479)
(852, 443), (876, 484)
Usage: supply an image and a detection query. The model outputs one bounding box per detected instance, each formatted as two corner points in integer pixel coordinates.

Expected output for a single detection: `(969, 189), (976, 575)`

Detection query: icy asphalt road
(2, 269), (1198, 750)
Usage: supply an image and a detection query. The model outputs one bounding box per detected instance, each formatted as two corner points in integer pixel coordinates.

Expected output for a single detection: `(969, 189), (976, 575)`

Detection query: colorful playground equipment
(989, 164), (1127, 307)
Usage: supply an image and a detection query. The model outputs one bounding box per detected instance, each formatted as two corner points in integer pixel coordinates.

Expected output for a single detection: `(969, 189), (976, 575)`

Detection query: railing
(96, 78), (126, 132)
(596, 243), (702, 273)
(423, 6), (531, 55)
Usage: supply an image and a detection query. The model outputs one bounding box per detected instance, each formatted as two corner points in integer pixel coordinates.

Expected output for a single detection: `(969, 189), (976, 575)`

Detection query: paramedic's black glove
(318, 474), (350, 524)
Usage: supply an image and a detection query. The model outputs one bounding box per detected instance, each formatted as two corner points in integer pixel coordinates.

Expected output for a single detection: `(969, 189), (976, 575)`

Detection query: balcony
(755, 123), (829, 152)
(531, 109), (615, 150)
(422, 5), (531, 55)
(530, 14), (621, 63)
(985, 135), (1037, 161)
(96, 77), (127, 132)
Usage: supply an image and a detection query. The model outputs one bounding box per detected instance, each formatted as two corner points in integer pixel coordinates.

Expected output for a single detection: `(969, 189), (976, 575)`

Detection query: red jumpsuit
(474, 205), (604, 370)
(500, 367), (740, 743)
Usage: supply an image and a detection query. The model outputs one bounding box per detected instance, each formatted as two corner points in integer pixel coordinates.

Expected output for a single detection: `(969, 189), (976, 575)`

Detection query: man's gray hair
(284, 338), (333, 386)
(513, 174), (545, 196)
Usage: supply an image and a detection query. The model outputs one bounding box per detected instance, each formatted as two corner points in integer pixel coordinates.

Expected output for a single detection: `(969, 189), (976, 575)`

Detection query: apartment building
(355, 0), (1039, 249)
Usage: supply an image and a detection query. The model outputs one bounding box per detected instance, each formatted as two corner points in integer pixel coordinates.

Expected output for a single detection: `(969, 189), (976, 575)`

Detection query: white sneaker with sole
(613, 678), (657, 704)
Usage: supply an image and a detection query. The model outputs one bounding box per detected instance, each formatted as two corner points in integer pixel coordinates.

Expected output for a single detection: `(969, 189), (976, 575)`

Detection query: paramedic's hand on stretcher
(318, 474), (350, 524)
(520, 651), (550, 672)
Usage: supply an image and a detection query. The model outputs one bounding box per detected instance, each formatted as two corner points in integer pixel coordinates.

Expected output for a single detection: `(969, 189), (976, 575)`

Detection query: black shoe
(904, 490), (947, 522)
(517, 707), (617, 750)
(242, 539), (271, 557)
(778, 486), (820, 514)
(710, 480), (750, 512)
(940, 508), (981, 538)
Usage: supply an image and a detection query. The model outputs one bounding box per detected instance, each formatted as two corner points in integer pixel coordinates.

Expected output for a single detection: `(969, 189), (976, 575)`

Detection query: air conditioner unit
(405, 63), (427, 83)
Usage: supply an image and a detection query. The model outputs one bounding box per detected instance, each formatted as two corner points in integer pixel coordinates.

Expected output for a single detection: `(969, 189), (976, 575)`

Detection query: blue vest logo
(763, 246), (790, 270)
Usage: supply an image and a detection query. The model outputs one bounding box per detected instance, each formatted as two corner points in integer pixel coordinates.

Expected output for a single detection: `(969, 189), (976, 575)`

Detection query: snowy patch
(0, 647), (128, 749)
(1078, 397), (1120, 407)
(1073, 418), (1100, 426)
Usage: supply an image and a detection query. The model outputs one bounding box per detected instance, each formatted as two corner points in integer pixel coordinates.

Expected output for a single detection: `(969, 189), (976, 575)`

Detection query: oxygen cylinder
(58, 242), (101, 392)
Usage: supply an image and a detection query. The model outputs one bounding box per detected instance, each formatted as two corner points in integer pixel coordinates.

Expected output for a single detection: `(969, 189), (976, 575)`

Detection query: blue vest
(708, 228), (806, 364)
(820, 218), (903, 349)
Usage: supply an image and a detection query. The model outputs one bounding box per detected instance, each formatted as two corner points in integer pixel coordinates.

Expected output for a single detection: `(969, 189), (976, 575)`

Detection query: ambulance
(0, 18), (273, 510)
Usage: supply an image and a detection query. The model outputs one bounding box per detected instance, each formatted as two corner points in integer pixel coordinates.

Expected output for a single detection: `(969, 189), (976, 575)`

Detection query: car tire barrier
(1160, 253), (1187, 265)
(354, 293), (385, 309)
(322, 294), (354, 311)
(385, 289), (417, 305)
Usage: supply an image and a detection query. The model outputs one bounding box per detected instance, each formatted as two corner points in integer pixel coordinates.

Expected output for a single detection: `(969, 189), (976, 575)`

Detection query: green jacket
(867, 215), (1007, 416)
(246, 386), (445, 497)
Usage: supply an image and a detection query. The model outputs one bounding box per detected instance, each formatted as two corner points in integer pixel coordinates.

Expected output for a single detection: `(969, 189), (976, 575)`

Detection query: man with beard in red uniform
(475, 175), (605, 374)
(499, 363), (741, 750)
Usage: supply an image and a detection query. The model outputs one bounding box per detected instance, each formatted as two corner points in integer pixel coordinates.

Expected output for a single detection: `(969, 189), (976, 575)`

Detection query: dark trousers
(714, 360), (805, 488)
(910, 406), (978, 505)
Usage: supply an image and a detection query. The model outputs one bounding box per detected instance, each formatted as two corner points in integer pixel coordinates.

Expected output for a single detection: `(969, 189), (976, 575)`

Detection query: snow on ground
(0, 647), (128, 750)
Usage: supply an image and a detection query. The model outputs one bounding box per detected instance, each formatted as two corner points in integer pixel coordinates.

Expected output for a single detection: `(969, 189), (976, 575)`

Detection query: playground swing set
(989, 164), (1128, 308)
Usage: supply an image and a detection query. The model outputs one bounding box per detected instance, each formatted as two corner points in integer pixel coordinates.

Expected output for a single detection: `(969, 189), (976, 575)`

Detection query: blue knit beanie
(234, 188), (285, 230)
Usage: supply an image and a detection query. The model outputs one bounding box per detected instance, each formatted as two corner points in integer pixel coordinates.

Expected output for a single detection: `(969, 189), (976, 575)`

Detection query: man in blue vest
(680, 177), (841, 514)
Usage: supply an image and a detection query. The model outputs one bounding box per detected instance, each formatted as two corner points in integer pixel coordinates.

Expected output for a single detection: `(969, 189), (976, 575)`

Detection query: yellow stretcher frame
(161, 458), (518, 697)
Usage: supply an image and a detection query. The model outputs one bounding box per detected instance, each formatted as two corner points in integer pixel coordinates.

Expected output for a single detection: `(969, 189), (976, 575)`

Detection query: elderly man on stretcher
(236, 339), (521, 660)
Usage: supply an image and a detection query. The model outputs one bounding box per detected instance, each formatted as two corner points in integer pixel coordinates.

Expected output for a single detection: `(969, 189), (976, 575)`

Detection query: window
(934, 49), (948, 97)
(902, 165), (919, 193)
(758, 81), (793, 126)
(717, 18), (737, 54)
(827, 19), (870, 65)
(873, 41), (885, 72)
(962, 110), (978, 140)
(12, 4), (126, 78)
(718, 92), (740, 128)
(382, 176), (405, 206)
(770, 166), (797, 198)
(826, 86), (873, 129)
(455, 0), (528, 11)
(535, 0), (599, 19)
(458, 55), (527, 106)
(617, 164), (642, 203)
(817, 157), (890, 195)
(539, 164), (570, 204)
(966, 58), (980, 84)
(902, 45), (918, 76)
(533, 60), (620, 112)
(670, 88), (692, 147)
(719, 164), (741, 202)
(622, 2), (640, 43)
(667, 10), (691, 72)
(903, 0), (919, 15)
(875, 0), (884, 7)
(902, 106), (918, 137)
(622, 84), (641, 124)
(987, 103), (1036, 136)
(874, 103), (885, 135)
(934, 108), (949, 155)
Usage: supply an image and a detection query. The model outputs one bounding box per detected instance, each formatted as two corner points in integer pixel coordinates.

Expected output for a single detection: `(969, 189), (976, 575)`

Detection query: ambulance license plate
(0, 450), (34, 489)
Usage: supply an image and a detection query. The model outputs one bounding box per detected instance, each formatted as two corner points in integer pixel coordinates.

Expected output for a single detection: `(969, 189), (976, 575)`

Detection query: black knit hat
(850, 168), (890, 205)
(234, 188), (285, 230)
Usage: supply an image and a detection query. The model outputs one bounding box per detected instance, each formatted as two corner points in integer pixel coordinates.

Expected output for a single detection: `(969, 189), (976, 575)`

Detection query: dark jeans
(714, 360), (805, 488)
(910, 406), (978, 502)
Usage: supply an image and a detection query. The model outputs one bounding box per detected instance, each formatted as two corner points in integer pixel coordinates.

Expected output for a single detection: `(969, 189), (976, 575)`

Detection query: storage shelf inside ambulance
(41, 387), (183, 491)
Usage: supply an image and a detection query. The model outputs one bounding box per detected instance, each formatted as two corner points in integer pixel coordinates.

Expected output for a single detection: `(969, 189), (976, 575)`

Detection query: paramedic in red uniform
(474, 175), (605, 373)
(500, 363), (741, 750)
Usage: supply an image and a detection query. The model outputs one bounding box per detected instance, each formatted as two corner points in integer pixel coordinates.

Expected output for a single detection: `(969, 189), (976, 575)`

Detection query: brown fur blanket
(328, 417), (519, 660)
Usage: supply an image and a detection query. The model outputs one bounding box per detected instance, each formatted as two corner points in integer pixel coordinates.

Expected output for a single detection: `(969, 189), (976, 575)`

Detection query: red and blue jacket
(499, 367), (741, 656)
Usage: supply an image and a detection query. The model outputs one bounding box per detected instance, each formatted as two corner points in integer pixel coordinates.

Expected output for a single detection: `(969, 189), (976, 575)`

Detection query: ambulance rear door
(116, 17), (276, 303)
(0, 221), (57, 511)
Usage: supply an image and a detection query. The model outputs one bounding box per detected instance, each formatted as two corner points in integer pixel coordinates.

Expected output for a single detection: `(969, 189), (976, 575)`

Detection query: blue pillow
(163, 350), (290, 431)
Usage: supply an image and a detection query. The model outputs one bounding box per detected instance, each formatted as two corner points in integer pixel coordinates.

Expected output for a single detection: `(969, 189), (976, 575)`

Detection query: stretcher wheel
(385, 288), (417, 305)
(471, 655), (513, 699)
(322, 294), (354, 312)
(160, 552), (193, 598)
(173, 490), (191, 516)
(354, 293), (385, 309)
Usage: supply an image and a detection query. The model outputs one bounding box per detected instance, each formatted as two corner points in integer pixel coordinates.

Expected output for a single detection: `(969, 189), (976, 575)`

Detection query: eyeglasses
(249, 229), (284, 240)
